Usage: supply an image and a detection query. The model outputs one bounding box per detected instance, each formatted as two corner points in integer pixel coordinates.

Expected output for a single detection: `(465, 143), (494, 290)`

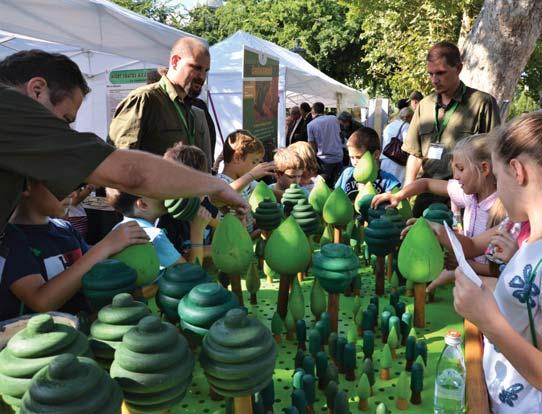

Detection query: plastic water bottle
(434, 330), (466, 414)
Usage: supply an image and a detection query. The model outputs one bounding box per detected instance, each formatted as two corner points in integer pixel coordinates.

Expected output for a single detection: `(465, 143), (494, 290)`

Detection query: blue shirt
(307, 115), (343, 163)
(0, 219), (90, 321)
(116, 217), (181, 269)
(335, 167), (401, 201)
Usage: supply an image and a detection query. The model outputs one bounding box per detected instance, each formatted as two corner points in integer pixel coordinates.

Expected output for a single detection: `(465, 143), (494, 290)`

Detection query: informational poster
(242, 47), (279, 159)
(106, 68), (156, 127)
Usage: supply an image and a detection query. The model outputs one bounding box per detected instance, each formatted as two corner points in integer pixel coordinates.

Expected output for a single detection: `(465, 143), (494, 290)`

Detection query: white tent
(208, 31), (369, 148)
(0, 0), (201, 139)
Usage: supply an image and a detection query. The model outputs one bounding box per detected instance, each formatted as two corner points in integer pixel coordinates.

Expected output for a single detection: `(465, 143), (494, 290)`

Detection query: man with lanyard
(402, 41), (501, 216)
(109, 37), (212, 167)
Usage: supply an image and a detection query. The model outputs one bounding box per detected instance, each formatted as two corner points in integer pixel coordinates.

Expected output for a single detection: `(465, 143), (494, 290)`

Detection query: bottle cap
(445, 330), (462, 346)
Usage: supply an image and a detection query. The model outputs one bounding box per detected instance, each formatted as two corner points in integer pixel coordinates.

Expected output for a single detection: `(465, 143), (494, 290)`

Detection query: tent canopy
(0, 0), (201, 139)
(209, 31), (367, 108)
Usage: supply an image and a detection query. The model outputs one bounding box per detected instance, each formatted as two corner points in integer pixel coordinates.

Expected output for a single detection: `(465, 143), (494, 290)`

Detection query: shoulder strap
(394, 122), (406, 138)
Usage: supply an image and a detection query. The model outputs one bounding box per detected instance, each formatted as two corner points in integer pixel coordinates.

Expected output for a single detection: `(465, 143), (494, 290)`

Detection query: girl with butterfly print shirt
(452, 113), (542, 413)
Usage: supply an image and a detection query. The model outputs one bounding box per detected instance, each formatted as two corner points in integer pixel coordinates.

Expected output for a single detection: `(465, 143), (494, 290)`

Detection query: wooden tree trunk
(460, 0), (542, 111)
(465, 319), (490, 413)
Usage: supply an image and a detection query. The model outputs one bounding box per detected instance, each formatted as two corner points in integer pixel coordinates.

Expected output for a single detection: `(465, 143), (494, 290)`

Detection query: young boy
(335, 126), (401, 200)
(289, 141), (321, 193)
(108, 190), (211, 267)
(159, 143), (219, 263)
(0, 181), (148, 321)
(217, 129), (275, 234)
(269, 148), (305, 201)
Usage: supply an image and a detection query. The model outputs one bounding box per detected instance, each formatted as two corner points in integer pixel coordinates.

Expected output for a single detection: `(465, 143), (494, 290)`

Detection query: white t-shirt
(217, 173), (256, 233)
(483, 239), (542, 413)
(380, 119), (409, 184)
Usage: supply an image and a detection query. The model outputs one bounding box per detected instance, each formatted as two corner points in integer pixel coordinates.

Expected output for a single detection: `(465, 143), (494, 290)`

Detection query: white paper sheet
(444, 222), (483, 287)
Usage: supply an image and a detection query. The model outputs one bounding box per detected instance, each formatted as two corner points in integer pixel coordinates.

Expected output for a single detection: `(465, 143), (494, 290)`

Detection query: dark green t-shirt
(402, 82), (501, 179)
(0, 85), (114, 232)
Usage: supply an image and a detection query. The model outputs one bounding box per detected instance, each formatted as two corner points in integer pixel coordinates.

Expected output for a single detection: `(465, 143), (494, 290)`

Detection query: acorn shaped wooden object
(364, 217), (401, 257)
(265, 216), (312, 319)
(82, 259), (137, 310)
(292, 199), (321, 236)
(423, 202), (453, 227)
(410, 362), (424, 405)
(249, 181), (277, 213)
(333, 389), (349, 414)
(90, 293), (150, 370)
(396, 371), (410, 410)
(110, 243), (160, 287)
(353, 151), (378, 184)
(163, 197), (200, 221)
(254, 198), (283, 231)
(302, 355), (315, 378)
(282, 184), (308, 215)
(302, 374), (316, 414)
(308, 329), (322, 358)
(362, 358), (375, 391)
(405, 335), (417, 371)
(312, 244), (359, 294)
(310, 278), (327, 321)
(110, 315), (194, 413)
(0, 314), (91, 410)
(19, 354), (122, 414)
(178, 282), (240, 336)
(200, 308), (277, 397)
(398, 218), (444, 327)
(357, 372), (371, 410)
(362, 330), (374, 360)
(322, 188), (354, 228)
(308, 176), (332, 215)
(245, 259), (261, 305)
(156, 262), (212, 322)
(315, 352), (328, 390)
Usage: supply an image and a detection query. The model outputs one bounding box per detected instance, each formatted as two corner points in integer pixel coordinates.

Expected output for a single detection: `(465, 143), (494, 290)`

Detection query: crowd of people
(0, 34), (541, 413)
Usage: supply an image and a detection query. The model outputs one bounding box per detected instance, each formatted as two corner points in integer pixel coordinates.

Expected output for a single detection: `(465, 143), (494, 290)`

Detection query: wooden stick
(234, 396), (253, 414)
(122, 401), (169, 414)
(229, 274), (244, 306)
(375, 256), (385, 296)
(328, 293), (339, 333)
(413, 283), (426, 328)
(396, 398), (409, 410)
(380, 368), (390, 380)
(358, 398), (369, 411)
(386, 253), (393, 281)
(277, 274), (291, 320)
(250, 292), (257, 305)
(297, 271), (305, 283)
(333, 227), (341, 244)
(465, 319), (490, 414)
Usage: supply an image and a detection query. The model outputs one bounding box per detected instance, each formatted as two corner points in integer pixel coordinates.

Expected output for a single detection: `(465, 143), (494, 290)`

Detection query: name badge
(427, 143), (444, 160)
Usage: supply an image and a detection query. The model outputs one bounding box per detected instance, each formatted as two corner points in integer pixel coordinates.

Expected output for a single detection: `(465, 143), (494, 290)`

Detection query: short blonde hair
(274, 148), (303, 172)
(223, 129), (264, 163)
(288, 141), (318, 173)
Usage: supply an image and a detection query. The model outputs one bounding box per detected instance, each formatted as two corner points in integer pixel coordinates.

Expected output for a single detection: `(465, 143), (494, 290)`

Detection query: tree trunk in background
(460, 0), (542, 112)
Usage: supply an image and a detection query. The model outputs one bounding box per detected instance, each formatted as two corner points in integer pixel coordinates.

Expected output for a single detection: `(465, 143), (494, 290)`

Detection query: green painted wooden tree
(271, 312), (284, 343)
(357, 372), (371, 410)
(245, 259), (260, 305)
(388, 326), (399, 360)
(396, 371), (410, 410)
(379, 344), (392, 380)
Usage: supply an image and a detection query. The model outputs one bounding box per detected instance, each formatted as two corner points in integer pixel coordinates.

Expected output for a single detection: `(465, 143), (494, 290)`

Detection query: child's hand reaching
(249, 161), (275, 180)
(99, 221), (149, 256)
(371, 192), (402, 209)
(489, 230), (519, 263)
(191, 206), (213, 231)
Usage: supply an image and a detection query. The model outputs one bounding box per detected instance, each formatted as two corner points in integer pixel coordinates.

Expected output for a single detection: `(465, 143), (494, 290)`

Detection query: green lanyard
(160, 79), (195, 145)
(526, 258), (542, 348)
(434, 83), (466, 143)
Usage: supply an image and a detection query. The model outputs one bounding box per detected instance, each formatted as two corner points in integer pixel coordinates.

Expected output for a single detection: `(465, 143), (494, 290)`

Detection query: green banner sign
(109, 69), (156, 85)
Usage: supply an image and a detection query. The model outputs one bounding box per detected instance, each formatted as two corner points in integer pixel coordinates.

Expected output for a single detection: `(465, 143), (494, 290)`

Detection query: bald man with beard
(109, 37), (213, 167)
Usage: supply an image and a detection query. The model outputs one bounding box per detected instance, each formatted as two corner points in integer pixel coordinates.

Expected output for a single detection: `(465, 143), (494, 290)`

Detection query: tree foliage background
(113, 0), (541, 111)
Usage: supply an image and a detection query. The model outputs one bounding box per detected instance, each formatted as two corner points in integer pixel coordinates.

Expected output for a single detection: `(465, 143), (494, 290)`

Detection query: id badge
(427, 143), (444, 160)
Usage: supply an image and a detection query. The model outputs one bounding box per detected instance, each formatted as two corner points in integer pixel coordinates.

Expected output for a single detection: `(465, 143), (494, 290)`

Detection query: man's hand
(211, 182), (249, 217)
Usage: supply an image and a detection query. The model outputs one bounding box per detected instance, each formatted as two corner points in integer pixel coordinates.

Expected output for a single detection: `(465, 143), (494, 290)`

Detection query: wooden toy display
(110, 315), (194, 413)
(253, 198), (283, 232)
(248, 181), (277, 213)
(19, 354), (123, 414)
(110, 243), (160, 287)
(163, 197), (200, 221)
(177, 282), (239, 336)
(423, 203), (454, 226)
(82, 259), (137, 310)
(90, 293), (150, 369)
(156, 262), (212, 322)
(308, 176), (332, 215)
(282, 184), (308, 215)
(353, 151), (377, 184)
(200, 309), (276, 413)
(0, 314), (91, 410)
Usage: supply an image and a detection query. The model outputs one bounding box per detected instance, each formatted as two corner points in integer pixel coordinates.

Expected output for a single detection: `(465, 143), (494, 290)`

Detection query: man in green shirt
(402, 41), (501, 216)
(109, 37), (213, 165)
(0, 50), (246, 233)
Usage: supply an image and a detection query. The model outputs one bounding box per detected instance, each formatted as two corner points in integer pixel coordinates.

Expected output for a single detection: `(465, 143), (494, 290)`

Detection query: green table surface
(158, 264), (463, 414)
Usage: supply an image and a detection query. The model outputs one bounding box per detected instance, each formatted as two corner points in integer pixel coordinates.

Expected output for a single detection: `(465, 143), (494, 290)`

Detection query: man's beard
(188, 84), (203, 98)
